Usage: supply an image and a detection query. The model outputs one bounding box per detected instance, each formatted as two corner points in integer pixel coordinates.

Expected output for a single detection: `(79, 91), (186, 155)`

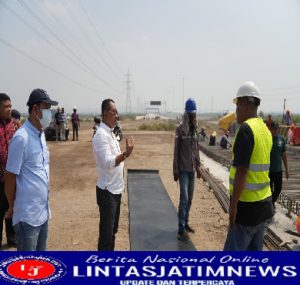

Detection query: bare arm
(230, 166), (248, 229)
(4, 171), (17, 219)
(282, 152), (289, 179)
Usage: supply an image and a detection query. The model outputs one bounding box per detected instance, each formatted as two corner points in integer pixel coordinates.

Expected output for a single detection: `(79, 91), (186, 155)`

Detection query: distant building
(145, 100), (166, 114)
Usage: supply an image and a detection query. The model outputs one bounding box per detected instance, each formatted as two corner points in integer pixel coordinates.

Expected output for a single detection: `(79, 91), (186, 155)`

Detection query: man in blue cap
(5, 89), (58, 251)
(173, 98), (201, 242)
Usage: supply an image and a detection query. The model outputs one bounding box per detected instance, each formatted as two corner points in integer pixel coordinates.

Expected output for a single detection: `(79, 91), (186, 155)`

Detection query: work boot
(185, 224), (195, 233)
(177, 231), (190, 242)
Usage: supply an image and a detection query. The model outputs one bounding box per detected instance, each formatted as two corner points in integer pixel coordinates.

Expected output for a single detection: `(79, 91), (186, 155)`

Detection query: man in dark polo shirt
(269, 121), (289, 211)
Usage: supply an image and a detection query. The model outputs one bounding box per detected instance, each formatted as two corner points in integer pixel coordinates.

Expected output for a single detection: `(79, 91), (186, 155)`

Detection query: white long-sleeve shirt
(92, 122), (124, 194)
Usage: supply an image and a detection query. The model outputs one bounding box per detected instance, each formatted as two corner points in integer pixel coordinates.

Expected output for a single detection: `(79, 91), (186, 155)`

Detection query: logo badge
(0, 256), (67, 284)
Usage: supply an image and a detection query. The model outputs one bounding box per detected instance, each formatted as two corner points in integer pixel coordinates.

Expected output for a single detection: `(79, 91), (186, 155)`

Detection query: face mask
(39, 109), (52, 129)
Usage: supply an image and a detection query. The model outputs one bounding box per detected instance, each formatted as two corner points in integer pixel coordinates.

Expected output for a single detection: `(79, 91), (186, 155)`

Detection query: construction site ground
(46, 120), (228, 250)
(201, 150), (300, 250)
(2, 119), (299, 251)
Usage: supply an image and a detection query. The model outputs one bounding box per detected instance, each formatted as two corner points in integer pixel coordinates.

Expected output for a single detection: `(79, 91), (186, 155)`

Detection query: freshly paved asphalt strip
(128, 169), (196, 251)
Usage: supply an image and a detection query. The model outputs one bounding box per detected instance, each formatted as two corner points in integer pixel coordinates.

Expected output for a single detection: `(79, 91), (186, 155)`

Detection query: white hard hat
(233, 81), (261, 104)
(73, 106), (77, 110)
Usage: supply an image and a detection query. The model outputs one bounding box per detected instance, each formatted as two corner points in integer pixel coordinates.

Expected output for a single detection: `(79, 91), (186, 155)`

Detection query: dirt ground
(44, 120), (228, 251)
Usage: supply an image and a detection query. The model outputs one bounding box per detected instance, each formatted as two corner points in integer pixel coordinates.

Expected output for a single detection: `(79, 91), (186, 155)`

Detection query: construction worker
(269, 121), (289, 212)
(200, 128), (208, 141)
(220, 130), (232, 149)
(265, 114), (273, 129)
(283, 110), (292, 126)
(173, 98), (201, 242)
(54, 107), (61, 141)
(224, 81), (273, 251)
(209, 131), (217, 146)
(71, 107), (80, 141)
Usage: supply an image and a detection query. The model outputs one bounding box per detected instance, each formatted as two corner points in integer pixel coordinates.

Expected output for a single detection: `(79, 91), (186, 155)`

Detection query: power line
(36, 0), (120, 88)
(63, 0), (123, 83)
(0, 37), (115, 95)
(77, 0), (125, 77)
(17, 0), (121, 93)
(1, 0), (105, 86)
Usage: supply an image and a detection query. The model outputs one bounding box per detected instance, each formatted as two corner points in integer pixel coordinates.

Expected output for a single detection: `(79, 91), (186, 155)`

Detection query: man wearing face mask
(5, 89), (58, 251)
(173, 98), (201, 242)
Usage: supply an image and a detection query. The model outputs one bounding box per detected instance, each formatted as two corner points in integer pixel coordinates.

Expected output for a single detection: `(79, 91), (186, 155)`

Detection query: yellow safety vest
(229, 117), (272, 202)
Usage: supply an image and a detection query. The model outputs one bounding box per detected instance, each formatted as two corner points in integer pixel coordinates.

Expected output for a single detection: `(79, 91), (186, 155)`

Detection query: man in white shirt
(92, 99), (134, 250)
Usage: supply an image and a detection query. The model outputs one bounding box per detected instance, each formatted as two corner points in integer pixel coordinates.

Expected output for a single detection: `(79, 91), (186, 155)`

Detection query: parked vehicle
(44, 110), (56, 141)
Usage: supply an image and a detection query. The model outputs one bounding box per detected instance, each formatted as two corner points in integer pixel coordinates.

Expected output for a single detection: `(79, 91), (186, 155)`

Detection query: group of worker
(173, 81), (288, 251)
(0, 81), (289, 252)
(201, 128), (232, 149)
(53, 106), (80, 142)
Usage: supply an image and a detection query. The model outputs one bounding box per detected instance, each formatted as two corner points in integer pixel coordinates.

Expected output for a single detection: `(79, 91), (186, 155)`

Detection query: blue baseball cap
(27, 89), (58, 107)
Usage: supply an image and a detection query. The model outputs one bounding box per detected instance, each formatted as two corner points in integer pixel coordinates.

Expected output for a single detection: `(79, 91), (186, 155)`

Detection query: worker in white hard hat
(224, 81), (273, 251)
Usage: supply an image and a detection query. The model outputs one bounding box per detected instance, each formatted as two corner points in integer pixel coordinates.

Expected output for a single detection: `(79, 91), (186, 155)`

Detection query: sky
(1, 0), (300, 115)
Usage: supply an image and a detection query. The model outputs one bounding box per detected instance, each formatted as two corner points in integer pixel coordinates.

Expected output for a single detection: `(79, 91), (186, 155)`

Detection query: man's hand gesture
(125, 136), (134, 157)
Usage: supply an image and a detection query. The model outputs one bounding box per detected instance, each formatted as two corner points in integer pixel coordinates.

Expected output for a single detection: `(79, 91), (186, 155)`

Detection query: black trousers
(0, 182), (15, 245)
(72, 125), (78, 140)
(269, 171), (282, 204)
(96, 186), (121, 251)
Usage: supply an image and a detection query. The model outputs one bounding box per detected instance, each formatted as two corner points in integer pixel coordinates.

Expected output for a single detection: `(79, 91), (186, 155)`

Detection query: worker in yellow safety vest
(224, 81), (273, 251)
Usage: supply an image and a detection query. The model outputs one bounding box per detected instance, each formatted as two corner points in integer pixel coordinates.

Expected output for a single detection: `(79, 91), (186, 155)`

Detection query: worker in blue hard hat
(185, 98), (197, 113)
(173, 98), (201, 242)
